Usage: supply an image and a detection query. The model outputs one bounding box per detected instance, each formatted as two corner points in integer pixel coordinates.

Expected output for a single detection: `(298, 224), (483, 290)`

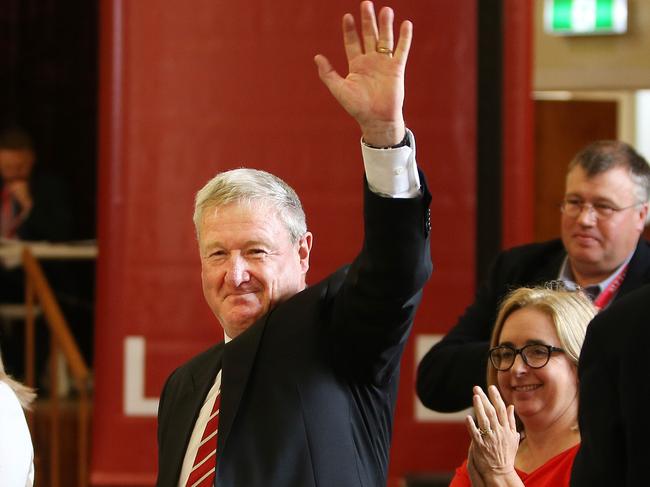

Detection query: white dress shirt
(178, 371), (223, 487)
(0, 381), (34, 487)
(177, 131), (420, 485)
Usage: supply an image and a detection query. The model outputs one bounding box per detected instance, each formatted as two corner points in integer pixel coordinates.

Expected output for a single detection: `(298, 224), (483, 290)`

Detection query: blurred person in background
(0, 127), (72, 246)
(417, 140), (650, 413)
(0, 127), (74, 383)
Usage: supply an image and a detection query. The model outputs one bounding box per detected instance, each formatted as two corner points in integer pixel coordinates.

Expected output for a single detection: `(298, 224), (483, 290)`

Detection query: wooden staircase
(19, 247), (93, 487)
(30, 397), (92, 487)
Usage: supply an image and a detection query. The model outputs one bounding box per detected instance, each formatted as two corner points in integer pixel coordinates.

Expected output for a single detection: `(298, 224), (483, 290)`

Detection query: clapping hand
(465, 385), (522, 485)
(314, 1), (412, 147)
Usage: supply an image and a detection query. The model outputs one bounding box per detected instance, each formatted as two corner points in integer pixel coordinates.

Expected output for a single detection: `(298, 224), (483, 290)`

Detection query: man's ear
(637, 203), (649, 232)
(298, 232), (313, 274)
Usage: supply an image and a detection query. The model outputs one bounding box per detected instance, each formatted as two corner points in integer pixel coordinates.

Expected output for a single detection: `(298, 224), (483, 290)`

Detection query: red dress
(449, 444), (579, 487)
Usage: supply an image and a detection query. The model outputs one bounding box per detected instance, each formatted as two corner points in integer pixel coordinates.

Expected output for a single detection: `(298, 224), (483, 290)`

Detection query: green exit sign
(545, 0), (628, 35)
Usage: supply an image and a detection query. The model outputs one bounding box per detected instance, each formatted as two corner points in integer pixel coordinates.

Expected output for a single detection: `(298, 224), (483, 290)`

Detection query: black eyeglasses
(488, 344), (565, 371)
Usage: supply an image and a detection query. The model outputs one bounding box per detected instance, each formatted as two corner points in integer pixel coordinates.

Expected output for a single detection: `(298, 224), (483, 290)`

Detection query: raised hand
(466, 385), (522, 485)
(314, 1), (412, 147)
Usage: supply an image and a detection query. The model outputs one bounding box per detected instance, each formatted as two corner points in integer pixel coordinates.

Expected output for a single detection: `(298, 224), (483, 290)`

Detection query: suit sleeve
(620, 311), (650, 486)
(155, 367), (179, 487)
(570, 307), (620, 487)
(571, 286), (650, 487)
(415, 251), (510, 412)
(329, 172), (432, 386)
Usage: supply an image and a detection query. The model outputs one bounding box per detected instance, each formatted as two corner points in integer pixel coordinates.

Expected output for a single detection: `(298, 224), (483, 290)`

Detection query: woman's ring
(479, 427), (492, 437)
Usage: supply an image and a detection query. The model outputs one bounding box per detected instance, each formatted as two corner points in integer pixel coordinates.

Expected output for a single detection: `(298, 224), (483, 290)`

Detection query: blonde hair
(486, 284), (596, 390)
(0, 352), (36, 410)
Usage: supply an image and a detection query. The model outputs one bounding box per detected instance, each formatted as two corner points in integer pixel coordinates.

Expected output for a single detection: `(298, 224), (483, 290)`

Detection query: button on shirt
(557, 251), (634, 309)
(361, 129), (420, 198)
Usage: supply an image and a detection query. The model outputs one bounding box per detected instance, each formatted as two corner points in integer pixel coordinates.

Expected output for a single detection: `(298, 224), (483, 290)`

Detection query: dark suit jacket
(416, 238), (650, 413)
(156, 179), (432, 487)
(570, 283), (650, 487)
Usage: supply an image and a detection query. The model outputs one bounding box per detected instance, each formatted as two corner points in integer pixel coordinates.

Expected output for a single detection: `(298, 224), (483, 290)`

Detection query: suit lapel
(218, 316), (266, 454)
(160, 345), (223, 486)
(617, 239), (650, 298)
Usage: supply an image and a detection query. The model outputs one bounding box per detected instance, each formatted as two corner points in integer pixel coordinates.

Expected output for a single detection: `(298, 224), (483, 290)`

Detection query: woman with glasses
(0, 351), (36, 486)
(449, 284), (596, 487)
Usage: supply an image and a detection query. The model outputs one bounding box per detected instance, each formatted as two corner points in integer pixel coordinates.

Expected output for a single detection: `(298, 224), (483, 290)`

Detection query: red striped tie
(186, 390), (221, 487)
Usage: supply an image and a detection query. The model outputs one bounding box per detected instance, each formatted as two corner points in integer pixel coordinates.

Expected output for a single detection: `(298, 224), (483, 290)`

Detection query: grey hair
(568, 140), (650, 204)
(193, 168), (307, 242)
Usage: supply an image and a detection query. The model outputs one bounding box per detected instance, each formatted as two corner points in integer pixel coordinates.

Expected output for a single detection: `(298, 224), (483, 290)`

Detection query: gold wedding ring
(479, 427), (492, 437)
(376, 46), (393, 55)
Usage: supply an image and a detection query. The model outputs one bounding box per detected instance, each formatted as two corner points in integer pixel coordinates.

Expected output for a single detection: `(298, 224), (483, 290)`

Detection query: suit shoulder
(631, 238), (650, 266)
(489, 239), (564, 281)
(636, 237), (650, 250)
(184, 342), (222, 367)
(163, 342), (222, 388)
(293, 265), (349, 305)
(498, 239), (564, 262)
(182, 342), (222, 371)
(598, 282), (650, 322)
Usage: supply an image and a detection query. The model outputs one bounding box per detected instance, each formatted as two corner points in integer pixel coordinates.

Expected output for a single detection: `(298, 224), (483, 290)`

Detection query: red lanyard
(593, 264), (628, 310)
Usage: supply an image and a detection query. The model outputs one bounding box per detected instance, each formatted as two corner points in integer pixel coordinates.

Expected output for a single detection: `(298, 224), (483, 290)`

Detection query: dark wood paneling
(476, 0), (503, 283)
(534, 100), (617, 242)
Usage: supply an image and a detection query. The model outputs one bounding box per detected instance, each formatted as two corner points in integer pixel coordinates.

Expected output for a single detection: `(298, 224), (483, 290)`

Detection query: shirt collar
(558, 250), (635, 297)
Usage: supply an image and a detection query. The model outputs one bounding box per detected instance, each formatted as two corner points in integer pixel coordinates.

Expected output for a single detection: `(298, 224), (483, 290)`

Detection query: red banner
(89, 0), (509, 484)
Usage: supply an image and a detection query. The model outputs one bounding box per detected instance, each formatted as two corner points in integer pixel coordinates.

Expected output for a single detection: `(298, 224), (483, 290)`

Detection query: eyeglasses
(560, 198), (642, 220)
(488, 344), (565, 371)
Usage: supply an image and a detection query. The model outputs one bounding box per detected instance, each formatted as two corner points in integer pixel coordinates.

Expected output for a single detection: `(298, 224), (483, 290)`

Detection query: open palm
(315, 2), (412, 147)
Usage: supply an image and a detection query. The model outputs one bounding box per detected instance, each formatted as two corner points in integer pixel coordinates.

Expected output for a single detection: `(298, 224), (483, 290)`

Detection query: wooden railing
(22, 247), (91, 487)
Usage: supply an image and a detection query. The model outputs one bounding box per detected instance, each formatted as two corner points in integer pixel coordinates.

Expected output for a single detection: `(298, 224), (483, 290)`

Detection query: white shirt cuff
(361, 129), (421, 198)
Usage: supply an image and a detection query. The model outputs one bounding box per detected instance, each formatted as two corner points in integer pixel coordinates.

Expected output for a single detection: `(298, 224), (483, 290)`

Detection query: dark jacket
(156, 178), (432, 487)
(416, 238), (650, 413)
(571, 283), (650, 487)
